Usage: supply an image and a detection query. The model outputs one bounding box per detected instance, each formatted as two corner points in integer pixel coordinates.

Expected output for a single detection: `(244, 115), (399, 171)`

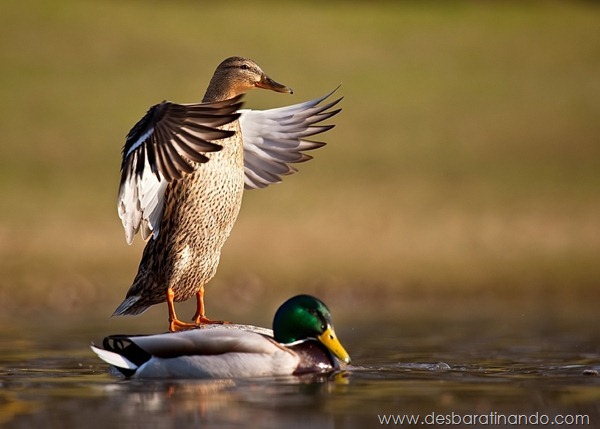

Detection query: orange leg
(167, 287), (201, 332)
(192, 285), (227, 325)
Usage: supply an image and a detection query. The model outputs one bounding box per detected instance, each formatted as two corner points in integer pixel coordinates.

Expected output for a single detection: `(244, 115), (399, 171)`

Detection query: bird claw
(168, 317), (230, 332)
(192, 316), (229, 325)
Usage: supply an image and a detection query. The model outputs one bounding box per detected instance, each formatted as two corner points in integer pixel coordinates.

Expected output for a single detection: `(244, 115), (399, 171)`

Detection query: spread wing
(240, 87), (341, 190)
(118, 95), (243, 244)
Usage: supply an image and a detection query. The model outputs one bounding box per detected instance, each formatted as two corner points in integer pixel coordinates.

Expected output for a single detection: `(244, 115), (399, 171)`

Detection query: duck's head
(273, 295), (351, 364)
(203, 57), (293, 102)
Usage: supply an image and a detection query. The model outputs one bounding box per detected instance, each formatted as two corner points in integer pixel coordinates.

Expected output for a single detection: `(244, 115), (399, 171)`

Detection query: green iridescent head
(273, 295), (351, 364)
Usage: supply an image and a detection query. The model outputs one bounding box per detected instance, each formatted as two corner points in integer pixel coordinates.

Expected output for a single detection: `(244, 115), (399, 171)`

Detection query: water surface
(1, 304), (599, 428)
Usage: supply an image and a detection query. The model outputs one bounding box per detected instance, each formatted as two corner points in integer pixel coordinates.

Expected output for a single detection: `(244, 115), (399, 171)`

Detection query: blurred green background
(1, 1), (599, 328)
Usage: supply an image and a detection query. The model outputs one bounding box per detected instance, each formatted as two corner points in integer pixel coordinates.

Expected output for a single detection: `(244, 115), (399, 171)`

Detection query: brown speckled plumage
(119, 120), (244, 315)
(112, 57), (341, 329)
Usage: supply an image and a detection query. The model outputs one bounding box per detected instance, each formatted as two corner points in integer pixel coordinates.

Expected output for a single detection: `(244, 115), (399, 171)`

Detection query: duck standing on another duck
(94, 295), (351, 379)
(112, 57), (342, 331)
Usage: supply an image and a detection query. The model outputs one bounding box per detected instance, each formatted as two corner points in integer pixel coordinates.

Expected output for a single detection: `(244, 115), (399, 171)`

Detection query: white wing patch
(240, 87), (342, 190)
(118, 152), (168, 245)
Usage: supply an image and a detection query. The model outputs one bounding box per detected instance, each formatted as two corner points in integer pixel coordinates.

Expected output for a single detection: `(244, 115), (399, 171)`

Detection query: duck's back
(94, 327), (300, 379)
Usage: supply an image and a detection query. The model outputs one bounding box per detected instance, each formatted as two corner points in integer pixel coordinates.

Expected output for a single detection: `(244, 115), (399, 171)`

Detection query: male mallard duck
(93, 295), (350, 379)
(112, 57), (341, 331)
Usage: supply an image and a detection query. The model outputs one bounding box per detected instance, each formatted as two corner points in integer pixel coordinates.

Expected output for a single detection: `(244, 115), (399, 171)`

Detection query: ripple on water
(0, 317), (599, 428)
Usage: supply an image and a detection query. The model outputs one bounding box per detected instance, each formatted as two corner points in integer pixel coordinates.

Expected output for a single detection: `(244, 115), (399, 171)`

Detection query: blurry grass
(1, 0), (599, 322)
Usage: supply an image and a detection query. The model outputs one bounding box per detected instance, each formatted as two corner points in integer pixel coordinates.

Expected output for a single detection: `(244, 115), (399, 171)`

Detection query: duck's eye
(240, 64), (250, 71)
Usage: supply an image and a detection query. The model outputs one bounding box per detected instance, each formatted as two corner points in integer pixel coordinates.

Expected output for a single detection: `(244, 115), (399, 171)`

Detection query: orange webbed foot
(192, 315), (230, 325)
(169, 318), (202, 332)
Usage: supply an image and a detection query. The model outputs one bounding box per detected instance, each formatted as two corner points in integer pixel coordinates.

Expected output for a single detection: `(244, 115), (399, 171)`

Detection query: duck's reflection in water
(97, 372), (349, 428)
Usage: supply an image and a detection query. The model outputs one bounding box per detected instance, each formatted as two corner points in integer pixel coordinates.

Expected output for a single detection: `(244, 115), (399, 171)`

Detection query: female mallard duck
(112, 57), (341, 332)
(93, 295), (350, 379)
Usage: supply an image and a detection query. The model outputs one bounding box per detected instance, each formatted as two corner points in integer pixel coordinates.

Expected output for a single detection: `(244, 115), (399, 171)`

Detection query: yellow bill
(318, 325), (351, 364)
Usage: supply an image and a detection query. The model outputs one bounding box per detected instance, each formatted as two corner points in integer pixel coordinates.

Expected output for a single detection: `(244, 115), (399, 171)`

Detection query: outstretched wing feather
(240, 87), (341, 190)
(117, 96), (243, 243)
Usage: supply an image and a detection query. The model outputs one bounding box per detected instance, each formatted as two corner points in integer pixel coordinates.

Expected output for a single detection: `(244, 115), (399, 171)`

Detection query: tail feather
(91, 345), (138, 370)
(112, 295), (149, 316)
